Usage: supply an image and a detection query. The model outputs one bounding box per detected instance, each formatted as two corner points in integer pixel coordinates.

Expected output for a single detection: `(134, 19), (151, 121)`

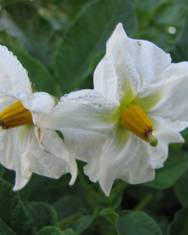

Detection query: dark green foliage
(169, 206), (188, 235)
(117, 211), (162, 235)
(0, 0), (188, 234)
(54, 0), (137, 93)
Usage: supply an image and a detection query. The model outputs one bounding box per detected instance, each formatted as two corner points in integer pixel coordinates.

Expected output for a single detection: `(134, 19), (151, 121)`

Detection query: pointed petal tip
(13, 176), (30, 191)
(115, 22), (128, 36)
(100, 184), (111, 197)
(68, 160), (78, 186)
(106, 22), (128, 51)
(103, 189), (111, 197)
(116, 22), (123, 29)
(99, 178), (113, 197)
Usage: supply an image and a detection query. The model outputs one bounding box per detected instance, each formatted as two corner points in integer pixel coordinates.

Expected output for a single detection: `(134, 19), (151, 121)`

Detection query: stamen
(145, 130), (158, 147)
(148, 133), (158, 147)
(0, 100), (33, 129)
(121, 105), (158, 146)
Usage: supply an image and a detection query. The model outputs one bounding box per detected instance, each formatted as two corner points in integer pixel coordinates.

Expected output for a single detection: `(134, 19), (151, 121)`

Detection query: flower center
(121, 105), (158, 147)
(0, 100), (33, 129)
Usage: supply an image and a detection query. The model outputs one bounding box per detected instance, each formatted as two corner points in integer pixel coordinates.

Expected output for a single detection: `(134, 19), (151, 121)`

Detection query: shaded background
(0, 0), (188, 234)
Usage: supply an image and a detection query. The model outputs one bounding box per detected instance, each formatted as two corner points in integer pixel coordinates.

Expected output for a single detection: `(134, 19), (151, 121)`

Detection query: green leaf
(54, 195), (86, 219)
(134, 0), (186, 51)
(1, 3), (57, 67)
(10, 46), (59, 95)
(26, 202), (58, 230)
(36, 226), (63, 235)
(0, 218), (17, 235)
(59, 208), (118, 234)
(61, 229), (78, 235)
(0, 174), (59, 234)
(0, 32), (60, 95)
(99, 208), (118, 224)
(174, 171), (188, 207)
(169, 207), (188, 235)
(0, 0), (18, 5)
(37, 226), (77, 235)
(0, 178), (34, 235)
(134, 0), (166, 13)
(95, 208), (119, 235)
(146, 152), (188, 189)
(59, 211), (95, 234)
(54, 0), (137, 93)
(117, 211), (162, 235)
(171, 19), (188, 62)
(70, 215), (94, 234)
(154, 0), (187, 27)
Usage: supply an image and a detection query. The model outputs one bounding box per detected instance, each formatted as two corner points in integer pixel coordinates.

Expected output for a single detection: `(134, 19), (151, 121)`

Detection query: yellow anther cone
(0, 100), (33, 129)
(121, 105), (158, 147)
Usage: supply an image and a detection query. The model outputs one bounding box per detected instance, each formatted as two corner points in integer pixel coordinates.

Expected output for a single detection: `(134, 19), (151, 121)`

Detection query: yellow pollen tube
(0, 100), (33, 129)
(121, 105), (158, 147)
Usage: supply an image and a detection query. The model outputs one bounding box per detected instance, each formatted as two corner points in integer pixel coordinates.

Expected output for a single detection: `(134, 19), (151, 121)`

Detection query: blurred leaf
(0, 218), (17, 235)
(98, 208), (118, 225)
(26, 202), (58, 231)
(0, 178), (34, 235)
(35, 0), (92, 28)
(0, 174), (58, 234)
(146, 153), (188, 189)
(0, 32), (59, 94)
(70, 215), (94, 234)
(134, 0), (188, 51)
(94, 208), (118, 235)
(154, 0), (187, 27)
(0, 0), (19, 6)
(61, 229), (78, 235)
(19, 174), (75, 203)
(174, 171), (188, 207)
(59, 208), (118, 234)
(117, 211), (162, 235)
(0, 2), (58, 67)
(134, 0), (166, 13)
(36, 226), (77, 235)
(76, 179), (126, 212)
(171, 19), (188, 62)
(54, 195), (86, 219)
(169, 206), (188, 235)
(54, 0), (137, 93)
(11, 46), (59, 95)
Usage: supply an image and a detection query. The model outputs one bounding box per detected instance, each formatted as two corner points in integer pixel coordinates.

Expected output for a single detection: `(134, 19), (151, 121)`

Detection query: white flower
(37, 23), (188, 196)
(0, 45), (77, 190)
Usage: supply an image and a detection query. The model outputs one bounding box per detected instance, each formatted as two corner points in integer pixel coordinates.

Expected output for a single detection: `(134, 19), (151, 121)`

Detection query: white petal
(27, 92), (55, 116)
(94, 23), (171, 101)
(24, 127), (77, 185)
(0, 99), (32, 190)
(34, 128), (77, 185)
(146, 116), (186, 169)
(0, 45), (32, 99)
(149, 62), (188, 122)
(62, 128), (107, 164)
(0, 125), (77, 190)
(83, 128), (154, 196)
(32, 89), (116, 186)
(0, 127), (32, 191)
(118, 142), (155, 185)
(103, 23), (140, 100)
(125, 37), (171, 89)
(35, 89), (118, 134)
(94, 56), (119, 102)
(13, 174), (30, 191)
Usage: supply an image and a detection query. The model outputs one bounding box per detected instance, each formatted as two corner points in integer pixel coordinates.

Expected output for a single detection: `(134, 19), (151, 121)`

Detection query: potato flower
(37, 23), (188, 196)
(0, 45), (77, 190)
